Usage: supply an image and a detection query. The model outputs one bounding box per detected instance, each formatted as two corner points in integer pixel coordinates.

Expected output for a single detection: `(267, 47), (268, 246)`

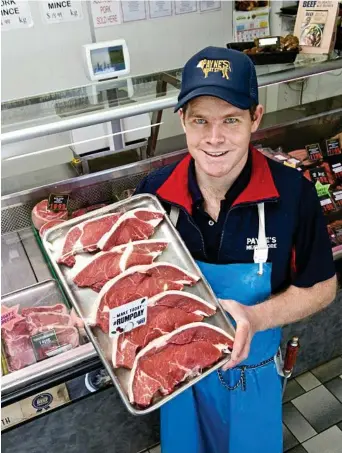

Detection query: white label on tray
(333, 166), (342, 173)
(109, 297), (148, 337)
(274, 154), (287, 161)
(320, 199), (332, 207)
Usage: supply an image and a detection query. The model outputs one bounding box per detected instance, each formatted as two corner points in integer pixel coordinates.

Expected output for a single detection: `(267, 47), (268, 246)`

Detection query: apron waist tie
(217, 355), (276, 392)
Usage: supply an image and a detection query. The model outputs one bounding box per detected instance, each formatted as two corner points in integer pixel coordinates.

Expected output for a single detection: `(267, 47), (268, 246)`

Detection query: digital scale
(70, 39), (151, 166)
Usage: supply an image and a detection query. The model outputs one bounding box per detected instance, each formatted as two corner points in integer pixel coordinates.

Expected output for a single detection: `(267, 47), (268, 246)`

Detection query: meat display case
(1, 54), (342, 452)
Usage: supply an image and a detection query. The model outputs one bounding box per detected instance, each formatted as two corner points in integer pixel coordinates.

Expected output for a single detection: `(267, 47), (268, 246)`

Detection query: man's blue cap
(175, 46), (259, 112)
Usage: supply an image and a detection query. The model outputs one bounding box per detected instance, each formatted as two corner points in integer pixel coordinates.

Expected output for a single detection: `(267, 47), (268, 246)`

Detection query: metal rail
(2, 58), (342, 146)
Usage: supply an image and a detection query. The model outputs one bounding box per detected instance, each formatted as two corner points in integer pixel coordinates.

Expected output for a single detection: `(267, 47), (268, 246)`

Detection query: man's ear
(251, 104), (264, 134)
(179, 109), (186, 133)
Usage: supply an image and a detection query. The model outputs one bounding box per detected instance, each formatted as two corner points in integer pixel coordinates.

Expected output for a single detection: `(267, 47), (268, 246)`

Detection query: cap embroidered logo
(197, 59), (231, 80)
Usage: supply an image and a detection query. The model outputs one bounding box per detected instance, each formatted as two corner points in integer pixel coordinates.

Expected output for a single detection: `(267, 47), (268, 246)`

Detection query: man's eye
(224, 118), (238, 124)
(194, 118), (206, 125)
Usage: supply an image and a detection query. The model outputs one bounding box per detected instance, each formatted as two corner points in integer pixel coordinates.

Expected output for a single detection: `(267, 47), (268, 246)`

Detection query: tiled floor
(142, 356), (342, 453)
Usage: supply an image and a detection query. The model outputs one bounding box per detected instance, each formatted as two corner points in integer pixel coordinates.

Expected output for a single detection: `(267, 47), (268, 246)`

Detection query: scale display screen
(83, 39), (130, 81)
(91, 45), (125, 76)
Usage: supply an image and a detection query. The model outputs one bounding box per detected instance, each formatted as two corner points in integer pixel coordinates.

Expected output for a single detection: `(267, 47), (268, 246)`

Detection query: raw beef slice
(91, 263), (200, 333)
(39, 219), (66, 238)
(128, 323), (234, 407)
(2, 319), (36, 372)
(113, 291), (216, 369)
(73, 239), (169, 292)
(32, 200), (68, 230)
(97, 209), (164, 251)
(57, 212), (121, 267)
(21, 304), (67, 317)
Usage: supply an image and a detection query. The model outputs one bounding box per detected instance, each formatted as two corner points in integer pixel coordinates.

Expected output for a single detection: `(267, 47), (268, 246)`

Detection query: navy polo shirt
(134, 147), (335, 293)
(188, 153), (252, 262)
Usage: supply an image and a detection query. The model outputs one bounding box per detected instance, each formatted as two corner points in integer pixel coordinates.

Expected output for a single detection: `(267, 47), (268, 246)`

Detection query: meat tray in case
(42, 194), (235, 415)
(1, 279), (84, 377)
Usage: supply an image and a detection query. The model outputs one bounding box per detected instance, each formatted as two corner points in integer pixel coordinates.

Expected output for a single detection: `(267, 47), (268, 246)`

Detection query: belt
(217, 355), (276, 392)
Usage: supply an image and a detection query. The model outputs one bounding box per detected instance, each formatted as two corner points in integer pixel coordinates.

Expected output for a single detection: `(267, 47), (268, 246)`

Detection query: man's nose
(206, 124), (225, 145)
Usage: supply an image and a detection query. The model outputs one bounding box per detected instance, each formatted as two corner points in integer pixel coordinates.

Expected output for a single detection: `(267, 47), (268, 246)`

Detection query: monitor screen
(90, 45), (126, 76)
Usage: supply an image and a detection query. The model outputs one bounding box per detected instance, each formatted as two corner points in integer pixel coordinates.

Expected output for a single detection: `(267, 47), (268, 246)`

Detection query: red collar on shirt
(156, 146), (280, 215)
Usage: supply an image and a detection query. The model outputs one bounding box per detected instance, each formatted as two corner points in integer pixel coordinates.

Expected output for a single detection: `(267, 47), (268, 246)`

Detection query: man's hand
(219, 299), (258, 371)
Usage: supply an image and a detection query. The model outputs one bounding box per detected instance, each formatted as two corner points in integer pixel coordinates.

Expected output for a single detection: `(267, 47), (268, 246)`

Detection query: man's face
(180, 96), (263, 178)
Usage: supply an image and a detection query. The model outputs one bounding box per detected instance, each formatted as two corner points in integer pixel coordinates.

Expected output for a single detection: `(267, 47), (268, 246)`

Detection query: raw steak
(32, 200), (68, 230)
(71, 203), (107, 219)
(72, 239), (169, 292)
(57, 212), (121, 267)
(113, 291), (216, 368)
(2, 303), (79, 371)
(97, 209), (164, 251)
(39, 219), (66, 238)
(25, 312), (73, 333)
(21, 304), (67, 317)
(2, 319), (36, 372)
(128, 323), (234, 406)
(90, 263), (200, 333)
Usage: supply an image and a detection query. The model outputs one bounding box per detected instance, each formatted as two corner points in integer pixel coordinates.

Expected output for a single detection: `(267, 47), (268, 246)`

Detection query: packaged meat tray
(1, 280), (82, 373)
(42, 194), (235, 415)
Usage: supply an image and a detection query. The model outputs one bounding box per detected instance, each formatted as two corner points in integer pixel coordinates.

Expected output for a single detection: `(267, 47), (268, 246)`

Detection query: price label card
(310, 167), (329, 185)
(306, 143), (323, 161)
(109, 297), (148, 337)
(332, 190), (342, 207)
(31, 330), (60, 361)
(326, 138), (341, 157)
(47, 194), (69, 212)
(315, 181), (331, 197)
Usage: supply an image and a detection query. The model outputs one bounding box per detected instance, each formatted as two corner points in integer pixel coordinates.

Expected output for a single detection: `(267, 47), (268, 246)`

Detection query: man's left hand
(219, 299), (258, 371)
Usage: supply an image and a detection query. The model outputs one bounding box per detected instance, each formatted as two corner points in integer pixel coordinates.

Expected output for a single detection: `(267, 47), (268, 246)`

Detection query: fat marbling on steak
(112, 291), (216, 369)
(128, 322), (234, 407)
(97, 208), (164, 251)
(89, 263), (200, 333)
(72, 239), (169, 292)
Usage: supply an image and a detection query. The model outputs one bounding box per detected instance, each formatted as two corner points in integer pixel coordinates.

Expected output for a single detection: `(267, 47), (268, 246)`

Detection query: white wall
(1, 1), (234, 100)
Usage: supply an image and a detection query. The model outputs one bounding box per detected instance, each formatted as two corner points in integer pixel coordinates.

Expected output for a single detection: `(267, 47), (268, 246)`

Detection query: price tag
(31, 330), (60, 361)
(332, 190), (342, 207)
(256, 36), (280, 49)
(47, 194), (69, 212)
(319, 196), (334, 213)
(306, 143), (323, 161)
(109, 297), (148, 337)
(315, 181), (331, 197)
(310, 167), (329, 185)
(326, 138), (341, 157)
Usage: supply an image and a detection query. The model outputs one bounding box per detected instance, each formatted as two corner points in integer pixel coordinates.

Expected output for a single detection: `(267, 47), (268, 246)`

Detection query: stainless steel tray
(43, 194), (235, 415)
(1, 279), (87, 389)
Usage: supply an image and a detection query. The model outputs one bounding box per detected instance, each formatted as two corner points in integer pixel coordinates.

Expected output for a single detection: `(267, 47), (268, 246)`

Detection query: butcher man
(135, 46), (336, 453)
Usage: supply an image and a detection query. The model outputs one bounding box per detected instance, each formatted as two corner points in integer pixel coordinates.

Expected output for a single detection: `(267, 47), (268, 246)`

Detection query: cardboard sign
(294, 0), (339, 55)
(1, 0), (33, 30)
(47, 193), (69, 212)
(326, 138), (342, 157)
(310, 167), (330, 185)
(306, 143), (323, 161)
(40, 1), (83, 24)
(109, 296), (148, 337)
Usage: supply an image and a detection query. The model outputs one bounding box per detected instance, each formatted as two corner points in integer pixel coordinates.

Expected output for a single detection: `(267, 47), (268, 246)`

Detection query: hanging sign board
(1, 0), (33, 31)
(91, 0), (121, 28)
(40, 1), (83, 24)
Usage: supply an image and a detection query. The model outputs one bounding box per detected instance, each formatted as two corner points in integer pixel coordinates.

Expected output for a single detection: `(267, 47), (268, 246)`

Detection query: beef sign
(128, 323), (234, 407)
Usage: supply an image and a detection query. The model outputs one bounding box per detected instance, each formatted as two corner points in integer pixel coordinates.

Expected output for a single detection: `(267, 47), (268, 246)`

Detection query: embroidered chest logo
(197, 59), (231, 79)
(246, 237), (277, 250)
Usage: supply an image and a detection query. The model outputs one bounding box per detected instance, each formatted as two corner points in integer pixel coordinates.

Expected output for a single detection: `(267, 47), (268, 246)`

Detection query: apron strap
(254, 203), (269, 275)
(169, 206), (180, 227)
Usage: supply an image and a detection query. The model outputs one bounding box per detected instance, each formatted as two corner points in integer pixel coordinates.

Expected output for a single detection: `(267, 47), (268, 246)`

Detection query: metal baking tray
(1, 279), (88, 390)
(42, 194), (235, 415)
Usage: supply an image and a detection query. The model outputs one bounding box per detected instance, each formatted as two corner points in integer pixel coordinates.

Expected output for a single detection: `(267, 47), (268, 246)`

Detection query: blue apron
(161, 204), (283, 453)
